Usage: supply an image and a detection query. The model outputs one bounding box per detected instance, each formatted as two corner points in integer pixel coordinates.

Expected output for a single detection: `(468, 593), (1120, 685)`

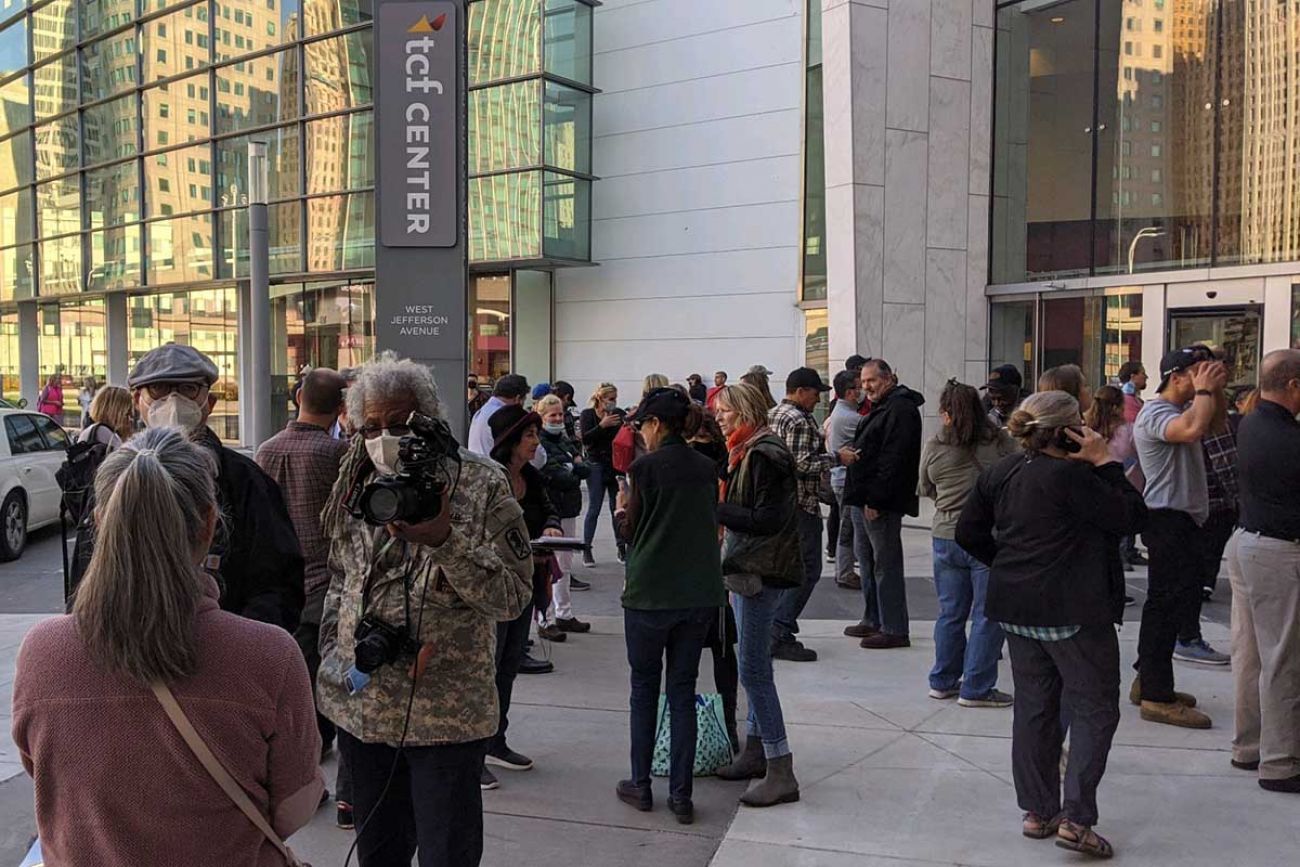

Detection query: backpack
(56, 424), (110, 527)
(611, 423), (637, 474)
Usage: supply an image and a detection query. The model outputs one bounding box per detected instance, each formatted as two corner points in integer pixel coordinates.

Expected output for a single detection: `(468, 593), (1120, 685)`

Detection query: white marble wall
(823, 0), (995, 411)
(553, 0), (806, 403)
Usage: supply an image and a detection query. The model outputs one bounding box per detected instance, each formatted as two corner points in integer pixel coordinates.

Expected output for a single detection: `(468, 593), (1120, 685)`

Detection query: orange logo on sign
(408, 12), (447, 33)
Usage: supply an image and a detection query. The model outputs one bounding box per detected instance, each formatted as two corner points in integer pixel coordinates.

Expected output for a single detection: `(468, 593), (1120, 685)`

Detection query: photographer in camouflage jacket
(317, 353), (532, 867)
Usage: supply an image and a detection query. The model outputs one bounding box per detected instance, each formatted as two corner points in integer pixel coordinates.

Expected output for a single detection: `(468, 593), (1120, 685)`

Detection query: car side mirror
(15, 398), (27, 409)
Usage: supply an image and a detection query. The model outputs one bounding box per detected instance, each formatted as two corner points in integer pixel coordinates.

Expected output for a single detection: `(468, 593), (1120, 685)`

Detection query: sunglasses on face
(144, 382), (207, 401)
(360, 423), (412, 440)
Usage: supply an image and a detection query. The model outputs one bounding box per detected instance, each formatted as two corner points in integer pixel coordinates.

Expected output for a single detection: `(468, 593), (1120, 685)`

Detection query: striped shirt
(1000, 623), (1081, 642)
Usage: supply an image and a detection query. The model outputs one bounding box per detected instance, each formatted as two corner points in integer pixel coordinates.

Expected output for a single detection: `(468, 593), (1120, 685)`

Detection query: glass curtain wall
(468, 0), (594, 264)
(801, 0), (826, 304)
(994, 0), (1300, 282)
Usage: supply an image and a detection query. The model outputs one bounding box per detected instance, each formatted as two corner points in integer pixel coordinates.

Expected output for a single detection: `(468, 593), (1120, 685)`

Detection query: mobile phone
(1055, 426), (1083, 454)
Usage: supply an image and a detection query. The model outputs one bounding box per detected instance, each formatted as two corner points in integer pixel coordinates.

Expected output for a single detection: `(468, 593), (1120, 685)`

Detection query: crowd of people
(7, 339), (1299, 866)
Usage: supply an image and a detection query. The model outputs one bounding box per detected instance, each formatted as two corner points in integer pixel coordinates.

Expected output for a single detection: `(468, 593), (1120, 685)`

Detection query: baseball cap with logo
(1157, 345), (1215, 391)
(786, 367), (831, 393)
(981, 364), (1024, 393)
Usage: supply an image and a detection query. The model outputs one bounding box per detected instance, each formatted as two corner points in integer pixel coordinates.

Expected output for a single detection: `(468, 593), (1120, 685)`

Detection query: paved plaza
(0, 524), (1293, 866)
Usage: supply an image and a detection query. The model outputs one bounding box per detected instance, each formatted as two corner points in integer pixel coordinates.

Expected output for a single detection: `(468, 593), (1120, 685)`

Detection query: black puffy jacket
(844, 384), (926, 516)
(538, 429), (590, 519)
(716, 434), (802, 588)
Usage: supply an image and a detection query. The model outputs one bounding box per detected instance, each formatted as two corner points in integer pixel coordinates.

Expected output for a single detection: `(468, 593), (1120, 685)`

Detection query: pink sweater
(12, 577), (323, 867)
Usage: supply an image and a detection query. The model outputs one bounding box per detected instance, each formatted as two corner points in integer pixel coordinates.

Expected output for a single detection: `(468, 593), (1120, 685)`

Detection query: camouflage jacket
(316, 440), (533, 747)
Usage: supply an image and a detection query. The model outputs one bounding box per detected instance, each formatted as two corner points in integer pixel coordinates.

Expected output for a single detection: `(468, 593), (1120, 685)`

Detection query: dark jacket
(518, 463), (563, 539)
(955, 452), (1147, 628)
(70, 428), (306, 631)
(578, 407), (624, 466)
(716, 435), (801, 588)
(616, 436), (726, 611)
(537, 431), (589, 520)
(843, 384), (925, 515)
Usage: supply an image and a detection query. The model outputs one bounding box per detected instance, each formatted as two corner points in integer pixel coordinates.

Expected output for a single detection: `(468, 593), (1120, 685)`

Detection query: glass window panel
(146, 143), (212, 216)
(128, 288), (241, 442)
(1168, 307), (1261, 389)
(469, 274), (511, 381)
(0, 186), (32, 245)
(0, 310), (19, 402)
(1094, 0), (1211, 274)
(1041, 295), (1104, 384)
(217, 125), (300, 201)
(989, 300), (1036, 388)
(144, 6), (213, 82)
(0, 75), (32, 141)
(542, 171), (588, 261)
(218, 200), (300, 277)
(83, 94), (139, 166)
(470, 171), (540, 262)
(992, 1), (1096, 283)
(543, 81), (590, 174)
(304, 191), (374, 271)
(86, 160), (141, 228)
(30, 0), (75, 65)
(212, 0), (280, 62)
(35, 175), (78, 238)
(88, 223), (143, 292)
(0, 128), (32, 189)
(470, 80), (541, 175)
(37, 299), (106, 425)
(0, 243), (34, 301)
(305, 0), (372, 35)
(214, 47), (296, 134)
(147, 212), (214, 283)
(543, 0), (592, 84)
(806, 0), (822, 69)
(803, 307), (828, 384)
(802, 64), (826, 302)
(32, 56), (77, 120)
(143, 71), (211, 151)
(39, 233), (82, 296)
(305, 30), (372, 114)
(306, 111), (372, 194)
(31, 116), (79, 180)
(0, 16), (28, 80)
(1101, 291), (1143, 383)
(470, 0), (540, 84)
(81, 24), (140, 102)
(269, 0), (300, 45)
(81, 0), (137, 42)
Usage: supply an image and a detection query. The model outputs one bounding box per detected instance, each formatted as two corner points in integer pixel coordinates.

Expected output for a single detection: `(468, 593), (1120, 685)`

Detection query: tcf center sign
(378, 1), (458, 248)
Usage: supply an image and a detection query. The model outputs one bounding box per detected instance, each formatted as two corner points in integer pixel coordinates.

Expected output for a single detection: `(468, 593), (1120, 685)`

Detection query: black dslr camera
(343, 614), (424, 695)
(354, 412), (460, 526)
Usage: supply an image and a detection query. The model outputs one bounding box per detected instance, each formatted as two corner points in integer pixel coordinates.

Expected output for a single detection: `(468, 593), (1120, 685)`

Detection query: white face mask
(366, 433), (403, 476)
(145, 393), (205, 431)
(542, 422), (565, 435)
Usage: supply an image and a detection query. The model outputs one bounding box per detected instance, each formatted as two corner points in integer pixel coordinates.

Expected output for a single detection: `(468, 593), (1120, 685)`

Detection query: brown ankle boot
(739, 754), (800, 807)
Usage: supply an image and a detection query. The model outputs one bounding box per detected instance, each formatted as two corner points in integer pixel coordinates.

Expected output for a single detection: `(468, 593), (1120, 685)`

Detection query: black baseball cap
(1158, 346), (1214, 390)
(981, 364), (1023, 392)
(786, 367), (831, 393)
(833, 369), (860, 399)
(493, 374), (530, 399)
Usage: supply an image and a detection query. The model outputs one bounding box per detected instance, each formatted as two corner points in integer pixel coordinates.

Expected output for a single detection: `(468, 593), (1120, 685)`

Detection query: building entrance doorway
(1167, 305), (1262, 390)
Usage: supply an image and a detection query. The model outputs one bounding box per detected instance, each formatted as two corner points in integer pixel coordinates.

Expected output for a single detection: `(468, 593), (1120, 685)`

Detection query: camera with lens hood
(351, 412), (461, 526)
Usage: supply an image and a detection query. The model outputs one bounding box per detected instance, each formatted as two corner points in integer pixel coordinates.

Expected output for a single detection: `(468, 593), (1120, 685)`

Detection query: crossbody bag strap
(150, 682), (301, 866)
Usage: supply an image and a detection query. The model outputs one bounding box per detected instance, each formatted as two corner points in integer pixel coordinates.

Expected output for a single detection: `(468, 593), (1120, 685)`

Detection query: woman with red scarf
(712, 383), (804, 808)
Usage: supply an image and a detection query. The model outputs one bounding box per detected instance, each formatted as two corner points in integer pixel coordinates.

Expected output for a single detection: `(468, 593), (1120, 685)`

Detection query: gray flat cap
(127, 343), (220, 389)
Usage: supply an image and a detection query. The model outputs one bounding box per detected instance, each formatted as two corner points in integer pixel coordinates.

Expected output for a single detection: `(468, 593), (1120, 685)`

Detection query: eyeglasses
(144, 382), (207, 401)
(360, 424), (411, 440)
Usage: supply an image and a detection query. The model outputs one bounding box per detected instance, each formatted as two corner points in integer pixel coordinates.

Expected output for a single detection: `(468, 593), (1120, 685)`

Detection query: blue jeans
(849, 505), (879, 627)
(929, 538), (1004, 699)
(624, 606), (713, 801)
(583, 461), (619, 546)
(772, 509), (823, 645)
(834, 485), (875, 584)
(733, 586), (790, 758)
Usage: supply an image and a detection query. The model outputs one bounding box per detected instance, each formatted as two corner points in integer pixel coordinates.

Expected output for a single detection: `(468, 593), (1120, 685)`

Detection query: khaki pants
(1232, 530), (1300, 781)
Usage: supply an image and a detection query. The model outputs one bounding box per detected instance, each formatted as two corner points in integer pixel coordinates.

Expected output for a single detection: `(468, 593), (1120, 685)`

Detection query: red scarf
(720, 424), (771, 501)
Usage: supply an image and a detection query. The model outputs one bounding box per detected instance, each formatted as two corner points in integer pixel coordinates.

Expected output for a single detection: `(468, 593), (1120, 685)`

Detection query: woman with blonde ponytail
(12, 428), (323, 866)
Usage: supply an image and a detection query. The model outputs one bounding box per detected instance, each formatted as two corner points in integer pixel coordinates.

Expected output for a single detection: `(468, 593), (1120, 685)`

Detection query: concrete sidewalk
(0, 529), (1284, 866)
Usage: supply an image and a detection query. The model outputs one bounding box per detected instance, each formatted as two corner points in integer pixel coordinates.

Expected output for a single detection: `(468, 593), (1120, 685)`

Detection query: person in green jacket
(613, 387), (726, 826)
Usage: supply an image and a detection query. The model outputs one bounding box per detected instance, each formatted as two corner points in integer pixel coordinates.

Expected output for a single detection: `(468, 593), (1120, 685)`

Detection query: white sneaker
(928, 687), (959, 700)
(825, 553), (836, 563)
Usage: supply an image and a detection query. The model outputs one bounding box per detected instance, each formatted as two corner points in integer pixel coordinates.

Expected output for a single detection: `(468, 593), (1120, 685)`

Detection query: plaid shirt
(255, 421), (348, 601)
(1202, 428), (1239, 515)
(1000, 623), (1081, 642)
(769, 400), (836, 514)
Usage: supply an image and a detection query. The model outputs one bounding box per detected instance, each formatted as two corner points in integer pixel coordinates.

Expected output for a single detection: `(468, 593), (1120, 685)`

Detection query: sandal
(1056, 819), (1114, 859)
(1022, 810), (1064, 839)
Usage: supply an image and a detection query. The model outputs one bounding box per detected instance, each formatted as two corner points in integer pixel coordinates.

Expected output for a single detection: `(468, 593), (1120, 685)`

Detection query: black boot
(716, 735), (766, 781)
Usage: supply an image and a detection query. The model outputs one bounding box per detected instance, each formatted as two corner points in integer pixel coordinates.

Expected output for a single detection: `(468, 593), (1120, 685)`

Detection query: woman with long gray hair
(12, 427), (323, 865)
(956, 390), (1145, 859)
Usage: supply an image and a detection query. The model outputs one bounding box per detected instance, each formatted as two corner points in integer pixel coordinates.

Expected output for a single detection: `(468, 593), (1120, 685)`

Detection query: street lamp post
(247, 142), (273, 448)
(1128, 227), (1165, 274)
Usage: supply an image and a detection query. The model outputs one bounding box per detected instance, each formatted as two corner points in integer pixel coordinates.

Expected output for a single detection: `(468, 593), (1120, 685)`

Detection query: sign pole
(373, 0), (470, 440)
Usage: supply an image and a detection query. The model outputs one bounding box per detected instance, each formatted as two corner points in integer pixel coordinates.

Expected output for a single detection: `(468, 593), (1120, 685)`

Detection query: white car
(0, 409), (70, 560)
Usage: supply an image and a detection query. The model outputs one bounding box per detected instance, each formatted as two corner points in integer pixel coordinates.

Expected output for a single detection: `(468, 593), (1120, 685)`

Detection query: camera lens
(354, 633), (389, 674)
(363, 485), (403, 525)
